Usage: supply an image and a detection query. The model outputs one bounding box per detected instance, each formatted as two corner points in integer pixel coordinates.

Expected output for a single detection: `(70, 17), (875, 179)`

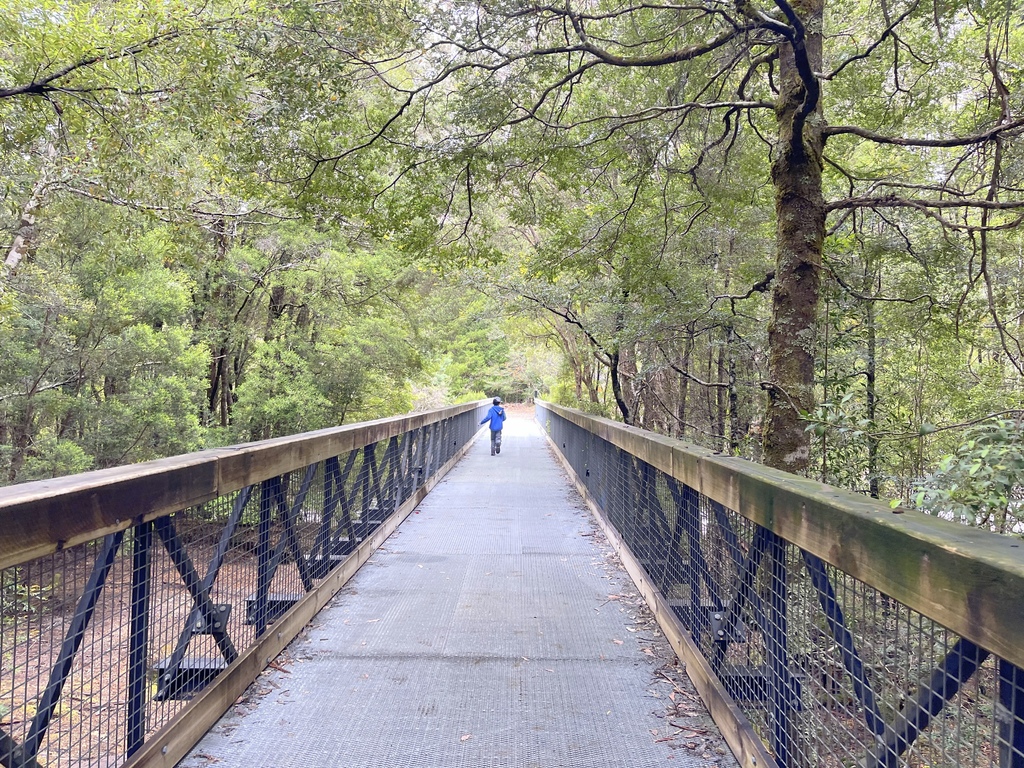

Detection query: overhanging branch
(823, 117), (1024, 147)
(0, 28), (201, 100)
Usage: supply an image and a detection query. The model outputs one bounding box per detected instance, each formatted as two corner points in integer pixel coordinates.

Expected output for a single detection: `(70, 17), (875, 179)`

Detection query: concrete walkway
(179, 412), (734, 768)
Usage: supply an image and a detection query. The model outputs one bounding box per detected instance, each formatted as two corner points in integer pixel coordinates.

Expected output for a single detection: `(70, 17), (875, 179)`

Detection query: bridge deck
(179, 412), (733, 768)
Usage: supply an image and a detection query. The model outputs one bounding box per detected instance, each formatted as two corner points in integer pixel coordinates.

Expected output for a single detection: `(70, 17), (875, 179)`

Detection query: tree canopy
(2, 0), (1023, 527)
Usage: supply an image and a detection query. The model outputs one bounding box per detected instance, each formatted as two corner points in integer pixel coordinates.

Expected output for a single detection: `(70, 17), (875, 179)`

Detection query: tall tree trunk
(706, 344), (715, 437)
(609, 296), (633, 424)
(866, 293), (879, 497)
(677, 329), (695, 438)
(266, 284), (287, 340)
(727, 325), (741, 455)
(645, 371), (659, 432)
(762, 0), (826, 473)
(608, 347), (632, 424)
(2, 173), (49, 293)
(221, 354), (233, 428)
(208, 349), (224, 418)
(620, 339), (639, 423)
(585, 353), (600, 403)
(204, 218), (236, 427)
(716, 334), (727, 451)
(8, 403), (35, 483)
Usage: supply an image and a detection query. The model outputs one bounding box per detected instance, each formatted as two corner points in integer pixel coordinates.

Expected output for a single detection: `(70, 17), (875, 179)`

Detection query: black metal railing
(537, 400), (1024, 768)
(0, 402), (487, 768)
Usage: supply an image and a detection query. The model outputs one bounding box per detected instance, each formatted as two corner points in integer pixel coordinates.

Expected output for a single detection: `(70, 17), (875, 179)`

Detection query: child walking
(480, 398), (507, 455)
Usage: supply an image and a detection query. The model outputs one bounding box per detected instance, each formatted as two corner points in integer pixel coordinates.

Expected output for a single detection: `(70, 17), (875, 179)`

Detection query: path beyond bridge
(178, 411), (734, 768)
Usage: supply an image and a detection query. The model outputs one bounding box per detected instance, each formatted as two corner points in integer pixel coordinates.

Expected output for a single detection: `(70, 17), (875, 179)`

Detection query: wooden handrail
(537, 400), (1024, 670)
(0, 402), (484, 571)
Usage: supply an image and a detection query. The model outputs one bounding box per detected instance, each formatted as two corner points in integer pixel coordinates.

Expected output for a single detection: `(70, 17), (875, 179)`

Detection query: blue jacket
(480, 405), (506, 432)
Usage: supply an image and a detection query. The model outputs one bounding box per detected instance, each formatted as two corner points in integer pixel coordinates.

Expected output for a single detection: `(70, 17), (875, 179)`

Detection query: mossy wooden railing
(537, 400), (1024, 768)
(0, 402), (487, 768)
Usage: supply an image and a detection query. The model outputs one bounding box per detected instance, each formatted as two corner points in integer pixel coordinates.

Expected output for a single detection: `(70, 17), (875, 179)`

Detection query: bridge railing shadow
(0, 402), (488, 768)
(538, 400), (1024, 768)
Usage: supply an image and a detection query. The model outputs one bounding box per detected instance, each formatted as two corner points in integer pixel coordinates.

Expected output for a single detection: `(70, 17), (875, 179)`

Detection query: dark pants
(490, 430), (502, 454)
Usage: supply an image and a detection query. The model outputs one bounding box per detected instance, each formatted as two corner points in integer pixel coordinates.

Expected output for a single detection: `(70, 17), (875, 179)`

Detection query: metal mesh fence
(1, 407), (484, 768)
(538, 403), (1024, 768)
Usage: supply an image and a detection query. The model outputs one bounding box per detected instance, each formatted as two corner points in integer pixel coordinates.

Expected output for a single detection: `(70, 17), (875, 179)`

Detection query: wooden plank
(714, 457), (1024, 671)
(0, 451), (222, 570)
(610, 427), (678, 478)
(673, 442), (714, 492)
(120, 429), (477, 768)
(0, 402), (485, 571)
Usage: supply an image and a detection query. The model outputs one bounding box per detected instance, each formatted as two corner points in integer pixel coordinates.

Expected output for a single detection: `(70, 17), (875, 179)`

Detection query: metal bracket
(192, 604), (232, 635)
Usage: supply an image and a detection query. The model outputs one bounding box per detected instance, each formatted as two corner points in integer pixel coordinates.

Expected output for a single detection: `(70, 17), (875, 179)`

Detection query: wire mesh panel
(538, 402), (1024, 768)
(0, 405), (485, 768)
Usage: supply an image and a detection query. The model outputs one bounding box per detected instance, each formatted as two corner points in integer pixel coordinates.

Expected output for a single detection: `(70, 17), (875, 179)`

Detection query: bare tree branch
(823, 117), (1024, 146)
(0, 27), (205, 100)
(822, 260), (937, 307)
(822, 0), (922, 80)
(828, 196), (1024, 212)
(772, 0), (820, 133)
(826, 195), (1024, 233)
(55, 181), (298, 224)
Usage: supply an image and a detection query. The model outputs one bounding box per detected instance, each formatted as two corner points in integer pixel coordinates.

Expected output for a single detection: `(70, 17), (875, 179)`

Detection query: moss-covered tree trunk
(762, 0), (826, 473)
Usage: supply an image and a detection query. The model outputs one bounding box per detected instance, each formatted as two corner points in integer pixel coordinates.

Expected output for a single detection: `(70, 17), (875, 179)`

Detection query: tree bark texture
(866, 286), (879, 497)
(609, 347), (632, 424)
(2, 176), (48, 293)
(727, 325), (741, 455)
(762, 0), (826, 473)
(609, 298), (634, 425)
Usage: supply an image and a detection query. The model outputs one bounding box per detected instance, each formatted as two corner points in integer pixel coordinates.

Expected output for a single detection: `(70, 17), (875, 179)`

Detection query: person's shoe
(491, 449), (495, 455)
(496, 446), (500, 454)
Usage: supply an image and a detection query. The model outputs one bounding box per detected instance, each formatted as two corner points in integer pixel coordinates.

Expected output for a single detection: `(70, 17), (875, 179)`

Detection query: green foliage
(911, 419), (1024, 534)
(3, 0), (1024, 514)
(231, 343), (332, 440)
(549, 381), (617, 419)
(805, 394), (874, 491)
(18, 437), (93, 481)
